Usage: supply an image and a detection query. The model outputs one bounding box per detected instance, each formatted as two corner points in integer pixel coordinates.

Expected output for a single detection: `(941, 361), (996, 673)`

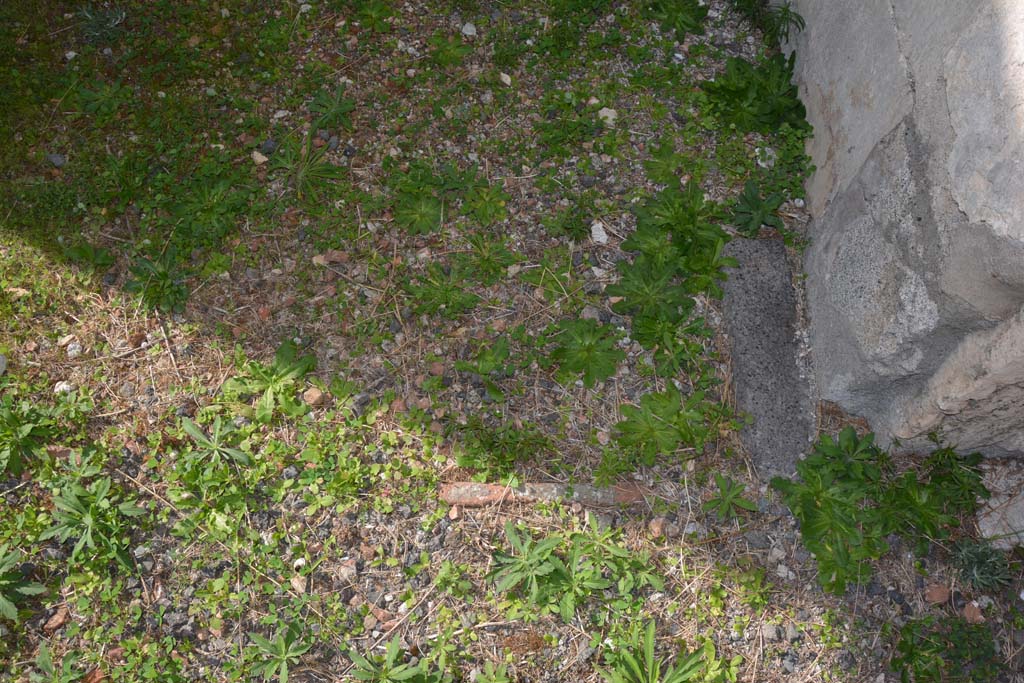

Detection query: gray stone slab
(787, 0), (1024, 457)
(722, 238), (814, 479)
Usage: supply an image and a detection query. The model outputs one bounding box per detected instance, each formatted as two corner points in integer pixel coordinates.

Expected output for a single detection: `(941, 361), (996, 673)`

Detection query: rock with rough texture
(722, 239), (814, 478)
(788, 1), (1024, 456)
(977, 459), (1024, 549)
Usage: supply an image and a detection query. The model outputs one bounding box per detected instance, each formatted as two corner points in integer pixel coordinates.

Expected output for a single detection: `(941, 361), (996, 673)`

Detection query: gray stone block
(722, 239), (814, 478)
(787, 0), (1024, 456)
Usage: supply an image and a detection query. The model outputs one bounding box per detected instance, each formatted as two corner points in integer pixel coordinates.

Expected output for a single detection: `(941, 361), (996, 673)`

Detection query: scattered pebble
(924, 583), (950, 605)
(46, 153), (67, 168)
(761, 623), (781, 642)
(499, 72), (512, 86)
(963, 600), (985, 624)
(590, 220), (608, 244)
(682, 521), (706, 538)
(743, 530), (770, 549)
(66, 342), (82, 359)
(461, 22), (476, 37)
(597, 107), (618, 126)
(252, 150), (268, 165)
(648, 517), (667, 538)
(337, 559), (358, 585)
(0, 354), (6, 376)
(53, 381), (74, 394)
(302, 386), (325, 407)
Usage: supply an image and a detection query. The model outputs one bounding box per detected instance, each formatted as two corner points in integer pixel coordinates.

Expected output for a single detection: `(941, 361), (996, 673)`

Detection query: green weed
(223, 340), (317, 423)
(454, 337), (511, 401)
(889, 617), (998, 683)
(62, 242), (116, 272)
(429, 33), (472, 68)
(646, 0), (707, 42)
(703, 474), (756, 521)
(772, 428), (988, 593)
(29, 643), (84, 683)
(489, 519), (663, 623)
(614, 387), (718, 466)
(730, 180), (784, 235)
(0, 544), (45, 622)
(309, 85), (356, 130)
(125, 253), (190, 313)
(548, 318), (624, 388)
(455, 233), (518, 286)
(272, 133), (346, 201)
(463, 183), (509, 226)
(702, 54), (806, 134)
(249, 623), (313, 683)
(354, 0), (394, 32)
(77, 4), (128, 44)
(600, 620), (737, 683)
(41, 460), (145, 570)
(728, 0), (805, 45)
(0, 393), (56, 476)
(644, 139), (689, 186)
(349, 634), (448, 682)
(953, 539), (1012, 591)
(456, 417), (550, 476)
(405, 263), (481, 317)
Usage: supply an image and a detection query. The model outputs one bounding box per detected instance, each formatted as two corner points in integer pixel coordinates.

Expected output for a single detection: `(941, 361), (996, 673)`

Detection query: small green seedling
(349, 635), (423, 682)
(730, 180), (784, 235)
(181, 416), (251, 466)
(126, 254), (189, 313)
(249, 623), (312, 683)
(549, 319), (625, 388)
(309, 85), (356, 130)
(223, 340), (316, 423)
(703, 473), (757, 520)
(455, 337), (511, 401)
(600, 621), (706, 683)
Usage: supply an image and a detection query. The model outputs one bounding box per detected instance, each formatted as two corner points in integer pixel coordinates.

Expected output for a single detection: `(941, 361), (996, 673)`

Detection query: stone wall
(787, 1), (1024, 455)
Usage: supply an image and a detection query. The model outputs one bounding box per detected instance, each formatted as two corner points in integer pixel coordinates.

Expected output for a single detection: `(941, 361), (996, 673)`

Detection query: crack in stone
(888, 0), (917, 103)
